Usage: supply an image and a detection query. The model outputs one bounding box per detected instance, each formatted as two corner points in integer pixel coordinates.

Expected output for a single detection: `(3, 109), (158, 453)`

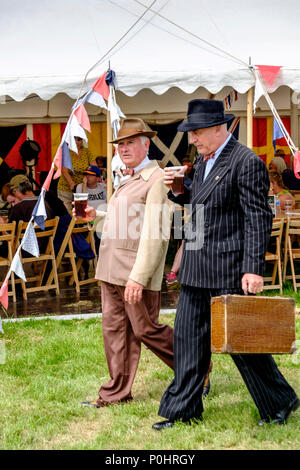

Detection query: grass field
(0, 306), (299, 451)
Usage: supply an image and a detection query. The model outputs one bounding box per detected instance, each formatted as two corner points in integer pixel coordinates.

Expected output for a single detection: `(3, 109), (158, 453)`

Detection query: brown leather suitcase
(211, 295), (296, 354)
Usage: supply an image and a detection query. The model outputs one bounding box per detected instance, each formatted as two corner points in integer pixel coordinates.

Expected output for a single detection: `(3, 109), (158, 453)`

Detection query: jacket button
(205, 223), (209, 227)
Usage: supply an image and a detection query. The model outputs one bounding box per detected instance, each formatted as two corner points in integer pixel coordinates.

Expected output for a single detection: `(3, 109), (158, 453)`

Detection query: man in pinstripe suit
(153, 99), (299, 429)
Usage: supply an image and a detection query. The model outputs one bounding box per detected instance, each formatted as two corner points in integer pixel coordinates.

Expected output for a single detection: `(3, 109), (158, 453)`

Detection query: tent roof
(1, 0), (300, 102)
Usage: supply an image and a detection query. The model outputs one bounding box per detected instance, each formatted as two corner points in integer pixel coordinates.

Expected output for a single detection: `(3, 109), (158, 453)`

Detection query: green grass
(0, 308), (299, 450)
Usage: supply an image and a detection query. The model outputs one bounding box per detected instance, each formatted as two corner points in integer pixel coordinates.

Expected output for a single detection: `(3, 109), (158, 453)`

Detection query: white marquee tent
(1, 0), (300, 148)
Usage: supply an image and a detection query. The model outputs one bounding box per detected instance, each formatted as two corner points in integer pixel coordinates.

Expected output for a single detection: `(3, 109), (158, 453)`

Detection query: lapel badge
(215, 175), (220, 180)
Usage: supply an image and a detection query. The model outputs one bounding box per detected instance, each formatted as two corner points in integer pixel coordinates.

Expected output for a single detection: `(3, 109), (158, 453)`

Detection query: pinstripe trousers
(158, 285), (297, 421)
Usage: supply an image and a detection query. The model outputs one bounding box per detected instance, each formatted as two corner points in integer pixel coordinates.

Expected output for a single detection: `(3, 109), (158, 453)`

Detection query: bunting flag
(253, 117), (291, 166)
(108, 91), (126, 139)
(11, 249), (27, 282)
(74, 104), (91, 132)
(256, 65), (282, 86)
(0, 71), (119, 324)
(61, 141), (73, 171)
(32, 191), (47, 230)
(53, 146), (63, 179)
(22, 222), (40, 257)
(83, 88), (108, 109)
(92, 72), (110, 100)
(273, 118), (285, 149)
(224, 90), (238, 110)
(0, 279), (9, 313)
(293, 151), (300, 179)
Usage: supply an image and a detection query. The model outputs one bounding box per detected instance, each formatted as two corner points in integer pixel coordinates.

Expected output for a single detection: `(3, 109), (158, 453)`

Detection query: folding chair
(15, 217), (60, 300)
(282, 218), (300, 292)
(263, 218), (284, 294)
(53, 217), (99, 294)
(0, 221), (17, 302)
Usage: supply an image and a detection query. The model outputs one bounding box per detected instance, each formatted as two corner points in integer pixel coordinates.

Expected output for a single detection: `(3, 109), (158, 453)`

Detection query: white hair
(140, 136), (150, 145)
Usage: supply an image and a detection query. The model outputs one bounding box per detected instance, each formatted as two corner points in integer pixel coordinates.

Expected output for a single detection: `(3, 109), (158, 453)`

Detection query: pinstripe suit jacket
(172, 136), (273, 289)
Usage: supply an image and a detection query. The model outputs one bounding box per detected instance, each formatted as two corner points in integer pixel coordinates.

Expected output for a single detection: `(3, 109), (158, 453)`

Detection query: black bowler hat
(178, 99), (235, 132)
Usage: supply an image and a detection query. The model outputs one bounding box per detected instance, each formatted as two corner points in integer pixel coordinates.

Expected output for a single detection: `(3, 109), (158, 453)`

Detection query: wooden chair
(52, 217), (99, 294)
(0, 221), (17, 302)
(263, 218), (284, 294)
(282, 218), (300, 292)
(15, 217), (60, 300)
(290, 190), (300, 209)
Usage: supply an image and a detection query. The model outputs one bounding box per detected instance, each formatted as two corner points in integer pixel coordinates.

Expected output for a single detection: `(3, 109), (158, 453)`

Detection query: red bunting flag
(53, 146), (62, 179)
(74, 104), (91, 132)
(0, 279), (8, 310)
(293, 150), (300, 179)
(42, 166), (55, 191)
(92, 72), (110, 101)
(256, 65), (282, 86)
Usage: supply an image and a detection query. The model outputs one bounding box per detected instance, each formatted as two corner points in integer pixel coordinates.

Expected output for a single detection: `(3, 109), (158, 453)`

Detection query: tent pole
(106, 110), (113, 202)
(247, 87), (254, 149)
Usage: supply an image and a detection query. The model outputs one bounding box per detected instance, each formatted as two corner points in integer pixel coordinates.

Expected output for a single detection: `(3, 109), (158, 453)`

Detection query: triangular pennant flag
(53, 146), (62, 179)
(92, 72), (110, 100)
(65, 116), (88, 154)
(273, 118), (285, 149)
(293, 150), (300, 179)
(42, 166), (55, 191)
(0, 279), (9, 311)
(85, 89), (108, 109)
(253, 75), (265, 113)
(22, 222), (40, 257)
(11, 252), (27, 282)
(105, 70), (116, 88)
(256, 65), (282, 86)
(74, 104), (91, 132)
(62, 141), (73, 171)
(32, 192), (47, 230)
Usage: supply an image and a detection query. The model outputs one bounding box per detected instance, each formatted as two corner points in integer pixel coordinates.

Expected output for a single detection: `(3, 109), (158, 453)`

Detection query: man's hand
(124, 279), (144, 304)
(242, 273), (264, 295)
(72, 203), (96, 222)
(163, 165), (188, 189)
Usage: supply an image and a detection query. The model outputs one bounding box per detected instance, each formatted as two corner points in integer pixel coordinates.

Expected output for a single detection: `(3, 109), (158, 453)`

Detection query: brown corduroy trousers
(97, 281), (174, 404)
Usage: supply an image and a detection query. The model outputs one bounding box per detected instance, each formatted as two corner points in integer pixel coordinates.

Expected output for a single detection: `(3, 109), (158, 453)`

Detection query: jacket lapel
(191, 136), (237, 207)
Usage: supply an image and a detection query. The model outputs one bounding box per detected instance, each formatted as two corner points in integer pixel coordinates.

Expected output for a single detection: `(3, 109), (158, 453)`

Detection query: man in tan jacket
(80, 118), (174, 407)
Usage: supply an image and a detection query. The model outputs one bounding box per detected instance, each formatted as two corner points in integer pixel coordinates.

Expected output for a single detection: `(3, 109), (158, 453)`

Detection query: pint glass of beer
(73, 193), (89, 218)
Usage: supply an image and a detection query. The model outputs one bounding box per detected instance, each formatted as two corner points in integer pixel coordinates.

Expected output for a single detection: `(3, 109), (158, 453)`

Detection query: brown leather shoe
(82, 397), (133, 408)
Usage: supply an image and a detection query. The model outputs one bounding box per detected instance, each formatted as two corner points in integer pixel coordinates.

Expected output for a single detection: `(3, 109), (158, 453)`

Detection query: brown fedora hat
(110, 118), (157, 144)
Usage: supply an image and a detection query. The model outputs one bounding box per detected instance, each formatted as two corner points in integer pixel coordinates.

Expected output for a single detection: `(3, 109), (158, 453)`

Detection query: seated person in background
(281, 154), (300, 190)
(95, 156), (107, 181)
(76, 165), (107, 270)
(0, 176), (30, 224)
(269, 172), (295, 211)
(8, 179), (54, 225)
(0, 178), (54, 265)
(269, 156), (287, 175)
(274, 148), (290, 169)
(1, 182), (21, 215)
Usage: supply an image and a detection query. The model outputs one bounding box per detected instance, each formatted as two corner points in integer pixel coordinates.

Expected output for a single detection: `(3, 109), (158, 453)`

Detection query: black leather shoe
(152, 420), (174, 430)
(258, 397), (300, 426)
(202, 379), (210, 397)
